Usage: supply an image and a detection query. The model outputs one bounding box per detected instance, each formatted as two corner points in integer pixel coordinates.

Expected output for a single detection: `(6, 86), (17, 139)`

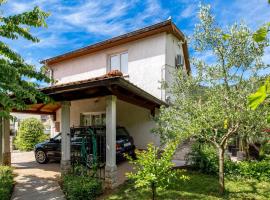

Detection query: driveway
(11, 151), (65, 200)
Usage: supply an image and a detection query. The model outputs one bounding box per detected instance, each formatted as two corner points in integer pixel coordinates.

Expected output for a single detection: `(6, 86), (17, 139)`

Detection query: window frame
(108, 51), (128, 75)
(80, 112), (106, 126)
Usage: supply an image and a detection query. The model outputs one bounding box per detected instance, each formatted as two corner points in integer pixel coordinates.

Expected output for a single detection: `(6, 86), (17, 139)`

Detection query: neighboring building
(10, 113), (53, 136)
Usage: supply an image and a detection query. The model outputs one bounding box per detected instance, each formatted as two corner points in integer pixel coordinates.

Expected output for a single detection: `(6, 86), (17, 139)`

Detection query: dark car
(34, 126), (136, 164)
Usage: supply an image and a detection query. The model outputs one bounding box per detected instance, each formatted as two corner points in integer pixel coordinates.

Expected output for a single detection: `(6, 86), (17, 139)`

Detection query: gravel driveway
(11, 151), (65, 200)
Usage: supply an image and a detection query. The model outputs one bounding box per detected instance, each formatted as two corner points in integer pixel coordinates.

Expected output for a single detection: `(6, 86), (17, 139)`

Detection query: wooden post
(2, 117), (11, 166)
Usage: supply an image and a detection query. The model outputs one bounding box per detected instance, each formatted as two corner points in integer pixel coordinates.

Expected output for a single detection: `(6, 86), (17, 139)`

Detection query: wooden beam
(52, 105), (61, 112)
(37, 104), (46, 111)
(110, 87), (156, 111)
(12, 109), (55, 115)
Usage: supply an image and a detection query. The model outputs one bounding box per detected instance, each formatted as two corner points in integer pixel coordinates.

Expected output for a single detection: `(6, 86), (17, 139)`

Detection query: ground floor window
(80, 112), (106, 126)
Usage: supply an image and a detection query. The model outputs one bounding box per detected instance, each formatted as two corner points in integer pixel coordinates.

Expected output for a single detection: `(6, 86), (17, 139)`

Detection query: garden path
(11, 151), (65, 200)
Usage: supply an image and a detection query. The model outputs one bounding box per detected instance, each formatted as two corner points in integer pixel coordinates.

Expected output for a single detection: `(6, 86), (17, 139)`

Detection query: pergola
(1, 75), (166, 188)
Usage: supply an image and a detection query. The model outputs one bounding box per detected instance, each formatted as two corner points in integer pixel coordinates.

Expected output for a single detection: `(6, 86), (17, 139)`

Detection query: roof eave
(41, 20), (185, 65)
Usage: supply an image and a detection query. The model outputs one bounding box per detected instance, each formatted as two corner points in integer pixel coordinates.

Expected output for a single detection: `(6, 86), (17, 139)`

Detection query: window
(109, 52), (128, 74)
(80, 112), (106, 126)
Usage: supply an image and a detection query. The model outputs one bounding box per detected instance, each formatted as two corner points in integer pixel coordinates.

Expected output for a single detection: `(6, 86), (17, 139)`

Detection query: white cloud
(58, 0), (168, 36)
(211, 0), (270, 30)
(180, 4), (197, 18)
(8, 2), (32, 13)
(3, 0), (270, 71)
(0, 0), (171, 66)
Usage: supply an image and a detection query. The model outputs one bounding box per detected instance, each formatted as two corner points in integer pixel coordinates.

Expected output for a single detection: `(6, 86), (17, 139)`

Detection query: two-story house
(9, 19), (190, 188)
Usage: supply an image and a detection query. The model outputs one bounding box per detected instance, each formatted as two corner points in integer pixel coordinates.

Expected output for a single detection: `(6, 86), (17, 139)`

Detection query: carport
(1, 75), (166, 188)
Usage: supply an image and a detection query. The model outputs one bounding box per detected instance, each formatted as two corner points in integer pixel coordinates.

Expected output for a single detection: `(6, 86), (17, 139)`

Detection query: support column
(105, 95), (117, 189)
(60, 101), (71, 174)
(2, 117), (11, 166)
(49, 115), (56, 138)
(0, 118), (3, 164)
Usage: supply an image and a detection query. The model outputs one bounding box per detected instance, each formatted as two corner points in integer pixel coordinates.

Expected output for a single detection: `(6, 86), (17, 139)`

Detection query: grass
(0, 166), (14, 200)
(105, 171), (270, 200)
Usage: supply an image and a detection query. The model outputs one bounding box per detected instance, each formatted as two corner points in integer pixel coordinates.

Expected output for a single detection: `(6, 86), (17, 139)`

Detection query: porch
(1, 75), (166, 189)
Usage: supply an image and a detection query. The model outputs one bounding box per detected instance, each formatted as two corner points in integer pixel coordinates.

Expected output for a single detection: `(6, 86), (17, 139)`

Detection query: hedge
(62, 175), (102, 200)
(0, 166), (13, 200)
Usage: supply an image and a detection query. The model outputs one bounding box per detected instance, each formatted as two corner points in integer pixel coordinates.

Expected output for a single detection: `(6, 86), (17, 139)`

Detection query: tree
(0, 0), (50, 118)
(252, 1), (270, 42)
(126, 142), (184, 200)
(155, 5), (269, 195)
(14, 118), (47, 151)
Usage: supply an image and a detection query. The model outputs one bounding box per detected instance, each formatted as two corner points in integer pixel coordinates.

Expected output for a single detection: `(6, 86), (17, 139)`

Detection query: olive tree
(156, 5), (269, 194)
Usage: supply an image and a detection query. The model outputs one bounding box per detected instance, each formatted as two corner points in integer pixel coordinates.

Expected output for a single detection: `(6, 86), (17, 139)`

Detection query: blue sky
(2, 0), (270, 68)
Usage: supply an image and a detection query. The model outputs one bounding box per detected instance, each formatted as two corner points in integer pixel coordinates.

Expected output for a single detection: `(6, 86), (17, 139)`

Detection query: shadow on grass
(225, 178), (270, 200)
(105, 171), (270, 200)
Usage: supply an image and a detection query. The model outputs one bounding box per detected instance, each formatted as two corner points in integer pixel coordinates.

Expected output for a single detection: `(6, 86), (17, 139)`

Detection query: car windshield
(53, 133), (61, 141)
(51, 127), (129, 140)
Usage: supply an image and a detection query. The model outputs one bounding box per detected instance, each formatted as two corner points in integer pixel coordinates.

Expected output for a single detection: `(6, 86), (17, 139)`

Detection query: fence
(70, 126), (106, 179)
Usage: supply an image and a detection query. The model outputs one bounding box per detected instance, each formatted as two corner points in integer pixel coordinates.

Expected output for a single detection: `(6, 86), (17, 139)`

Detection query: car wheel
(35, 150), (48, 164)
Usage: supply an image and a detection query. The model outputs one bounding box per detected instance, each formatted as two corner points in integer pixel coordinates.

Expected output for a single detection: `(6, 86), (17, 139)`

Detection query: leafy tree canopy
(155, 4), (269, 194)
(0, 0), (50, 118)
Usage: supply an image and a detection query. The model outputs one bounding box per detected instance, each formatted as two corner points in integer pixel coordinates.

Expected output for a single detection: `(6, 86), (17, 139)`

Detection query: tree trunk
(151, 182), (156, 200)
(250, 143), (260, 152)
(218, 147), (225, 195)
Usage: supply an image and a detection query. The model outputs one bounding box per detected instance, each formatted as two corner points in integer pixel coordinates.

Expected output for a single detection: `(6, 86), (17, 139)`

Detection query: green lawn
(105, 171), (270, 200)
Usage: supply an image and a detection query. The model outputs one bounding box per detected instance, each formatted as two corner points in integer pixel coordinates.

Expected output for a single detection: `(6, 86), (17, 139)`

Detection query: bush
(234, 160), (270, 180)
(126, 142), (189, 200)
(0, 166), (13, 200)
(186, 142), (220, 174)
(187, 142), (270, 180)
(62, 175), (102, 200)
(14, 118), (46, 151)
(259, 142), (270, 160)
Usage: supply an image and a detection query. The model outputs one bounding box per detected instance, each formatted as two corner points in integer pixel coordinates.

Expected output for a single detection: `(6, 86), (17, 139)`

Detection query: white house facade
(1, 20), (190, 188)
(47, 20), (189, 149)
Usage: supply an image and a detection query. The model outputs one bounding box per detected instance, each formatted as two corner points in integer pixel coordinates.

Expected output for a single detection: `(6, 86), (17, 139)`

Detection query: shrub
(187, 142), (270, 180)
(0, 166), (13, 200)
(62, 175), (102, 200)
(14, 118), (46, 151)
(186, 142), (239, 176)
(259, 142), (270, 160)
(186, 142), (219, 174)
(126, 142), (188, 200)
(235, 160), (270, 180)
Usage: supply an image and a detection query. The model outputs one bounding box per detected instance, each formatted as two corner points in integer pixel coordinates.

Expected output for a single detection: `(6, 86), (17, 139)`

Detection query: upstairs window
(109, 52), (128, 74)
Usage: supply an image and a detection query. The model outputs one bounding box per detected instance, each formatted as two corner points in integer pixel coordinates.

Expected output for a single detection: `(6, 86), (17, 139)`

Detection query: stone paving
(10, 151), (186, 200)
(11, 151), (65, 200)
